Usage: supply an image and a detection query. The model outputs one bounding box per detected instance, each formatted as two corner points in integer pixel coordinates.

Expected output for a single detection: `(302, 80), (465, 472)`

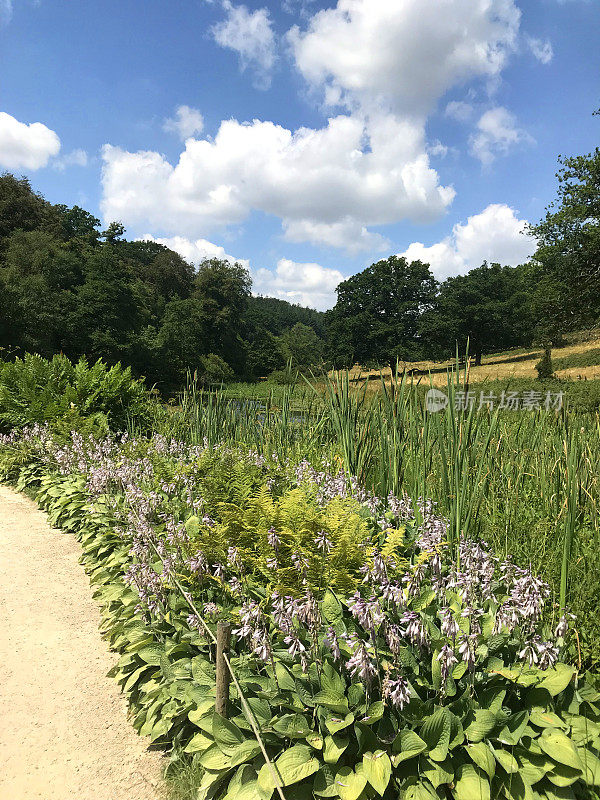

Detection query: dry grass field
(348, 332), (600, 388)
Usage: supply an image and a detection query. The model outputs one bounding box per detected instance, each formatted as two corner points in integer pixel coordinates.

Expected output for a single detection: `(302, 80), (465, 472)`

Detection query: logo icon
(426, 388), (449, 413)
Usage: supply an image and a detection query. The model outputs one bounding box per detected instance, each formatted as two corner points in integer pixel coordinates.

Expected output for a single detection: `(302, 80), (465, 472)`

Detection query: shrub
(199, 353), (235, 386)
(0, 353), (153, 433)
(536, 348), (555, 380)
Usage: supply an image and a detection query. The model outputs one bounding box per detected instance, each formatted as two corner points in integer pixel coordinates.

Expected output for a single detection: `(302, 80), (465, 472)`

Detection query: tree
(326, 256), (437, 369)
(192, 259), (251, 373)
(422, 263), (533, 365)
(529, 137), (600, 338)
(279, 322), (323, 369)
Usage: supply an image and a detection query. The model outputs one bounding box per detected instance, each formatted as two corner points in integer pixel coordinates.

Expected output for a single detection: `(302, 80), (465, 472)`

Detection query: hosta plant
(1, 425), (599, 800)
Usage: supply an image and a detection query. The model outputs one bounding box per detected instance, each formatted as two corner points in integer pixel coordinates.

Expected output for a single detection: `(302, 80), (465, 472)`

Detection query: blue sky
(0, 0), (598, 309)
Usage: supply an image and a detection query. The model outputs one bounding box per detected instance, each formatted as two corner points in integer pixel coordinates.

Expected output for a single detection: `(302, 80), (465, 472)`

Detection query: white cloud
(0, 111), (61, 170)
(526, 36), (553, 65)
(399, 203), (536, 280)
(445, 100), (474, 122)
(469, 106), (534, 165)
(254, 258), (344, 310)
(52, 148), (88, 171)
(288, 0), (520, 116)
(139, 234), (249, 268)
(101, 113), (454, 252)
(163, 106), (204, 140)
(283, 218), (389, 254)
(211, 1), (276, 89)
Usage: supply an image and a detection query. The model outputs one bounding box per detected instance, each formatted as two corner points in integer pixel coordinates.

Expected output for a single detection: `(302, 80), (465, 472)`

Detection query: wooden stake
(215, 621), (231, 717)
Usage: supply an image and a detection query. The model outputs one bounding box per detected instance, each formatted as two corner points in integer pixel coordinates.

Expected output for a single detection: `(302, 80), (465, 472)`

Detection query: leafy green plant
(0, 353), (153, 432)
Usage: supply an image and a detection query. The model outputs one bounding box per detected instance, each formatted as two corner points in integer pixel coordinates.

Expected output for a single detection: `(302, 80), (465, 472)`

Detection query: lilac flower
(314, 530), (333, 554)
(400, 611), (430, 649)
(457, 633), (478, 670)
(345, 636), (377, 685)
(324, 627), (341, 661)
(519, 636), (559, 669)
(212, 563), (226, 580)
(383, 674), (411, 710)
(267, 528), (280, 550)
(440, 607), (459, 640)
(437, 644), (458, 685)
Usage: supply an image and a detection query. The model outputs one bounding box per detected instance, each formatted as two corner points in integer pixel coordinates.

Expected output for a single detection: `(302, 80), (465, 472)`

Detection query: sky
(0, 0), (598, 310)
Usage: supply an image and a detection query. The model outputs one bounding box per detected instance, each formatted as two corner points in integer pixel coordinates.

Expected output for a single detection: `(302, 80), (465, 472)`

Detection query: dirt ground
(0, 485), (165, 800)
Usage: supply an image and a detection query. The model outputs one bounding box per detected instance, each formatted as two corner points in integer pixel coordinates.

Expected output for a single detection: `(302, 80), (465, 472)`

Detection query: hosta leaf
(334, 766), (367, 800)
(360, 701), (384, 725)
(313, 765), (339, 798)
(212, 713), (244, 753)
(419, 755), (454, 788)
(421, 707), (451, 761)
(514, 750), (554, 785)
(138, 644), (163, 665)
(467, 743), (496, 779)
(323, 734), (349, 764)
(258, 744), (319, 794)
(538, 665), (576, 698)
(530, 711), (567, 729)
(496, 712), (529, 746)
(324, 711), (354, 735)
(228, 740), (262, 768)
(403, 779), (438, 800)
(577, 747), (600, 786)
(392, 729), (427, 762)
(321, 590), (343, 627)
(539, 731), (583, 770)
(454, 763), (491, 800)
(496, 772), (533, 800)
(546, 764), (582, 788)
(494, 748), (520, 774)
(272, 714), (312, 739)
(465, 710), (498, 743)
(183, 731), (212, 754)
(198, 743), (232, 770)
(492, 668), (541, 687)
(362, 751), (392, 795)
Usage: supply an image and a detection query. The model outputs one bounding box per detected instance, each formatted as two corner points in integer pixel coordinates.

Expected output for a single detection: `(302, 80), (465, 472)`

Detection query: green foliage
(422, 263), (534, 364)
(326, 256), (438, 368)
(530, 138), (600, 337)
(0, 353), (152, 432)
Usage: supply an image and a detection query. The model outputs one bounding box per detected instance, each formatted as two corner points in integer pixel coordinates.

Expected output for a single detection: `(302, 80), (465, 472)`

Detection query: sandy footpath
(0, 485), (165, 800)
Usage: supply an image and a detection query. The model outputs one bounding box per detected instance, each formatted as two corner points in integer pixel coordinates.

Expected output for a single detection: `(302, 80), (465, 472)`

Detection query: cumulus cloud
(52, 148), (88, 171)
(211, 1), (276, 89)
(445, 100), (474, 122)
(526, 36), (553, 64)
(253, 258), (344, 310)
(101, 113), (454, 252)
(288, 0), (520, 116)
(399, 203), (536, 280)
(139, 234), (249, 269)
(0, 111), (61, 170)
(163, 106), (204, 140)
(469, 107), (534, 165)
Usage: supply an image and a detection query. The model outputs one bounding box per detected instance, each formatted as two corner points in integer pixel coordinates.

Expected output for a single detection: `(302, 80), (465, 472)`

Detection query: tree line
(0, 139), (598, 385)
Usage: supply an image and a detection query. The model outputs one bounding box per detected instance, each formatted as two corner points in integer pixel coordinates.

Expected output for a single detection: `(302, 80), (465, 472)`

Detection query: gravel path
(0, 485), (165, 800)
